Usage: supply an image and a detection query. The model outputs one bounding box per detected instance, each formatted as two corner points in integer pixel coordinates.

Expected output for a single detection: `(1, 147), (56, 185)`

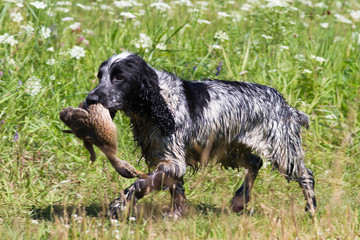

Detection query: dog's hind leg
(230, 154), (263, 213)
(108, 165), (186, 219)
(168, 177), (186, 218)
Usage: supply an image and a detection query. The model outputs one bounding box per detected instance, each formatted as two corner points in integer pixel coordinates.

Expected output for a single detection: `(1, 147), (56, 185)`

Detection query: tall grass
(0, 0), (359, 239)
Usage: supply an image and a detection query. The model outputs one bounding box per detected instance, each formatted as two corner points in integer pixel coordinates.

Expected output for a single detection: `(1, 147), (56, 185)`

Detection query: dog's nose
(85, 94), (99, 105)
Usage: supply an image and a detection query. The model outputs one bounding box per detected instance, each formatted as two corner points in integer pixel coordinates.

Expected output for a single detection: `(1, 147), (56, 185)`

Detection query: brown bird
(60, 102), (147, 179)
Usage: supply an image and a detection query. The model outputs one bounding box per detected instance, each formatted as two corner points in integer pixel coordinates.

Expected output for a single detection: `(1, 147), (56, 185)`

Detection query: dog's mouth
(109, 109), (117, 119)
(83, 101), (118, 120)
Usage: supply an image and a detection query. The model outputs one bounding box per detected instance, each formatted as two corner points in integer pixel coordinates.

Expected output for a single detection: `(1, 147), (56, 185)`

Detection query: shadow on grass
(30, 200), (245, 222)
(31, 203), (106, 221)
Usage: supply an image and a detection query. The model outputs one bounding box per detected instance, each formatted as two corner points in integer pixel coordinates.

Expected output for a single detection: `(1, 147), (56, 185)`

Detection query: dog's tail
(297, 110), (310, 130)
(270, 108), (309, 180)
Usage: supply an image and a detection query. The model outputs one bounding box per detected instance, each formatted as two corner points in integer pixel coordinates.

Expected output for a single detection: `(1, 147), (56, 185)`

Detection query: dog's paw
(108, 194), (133, 219)
(163, 209), (183, 220)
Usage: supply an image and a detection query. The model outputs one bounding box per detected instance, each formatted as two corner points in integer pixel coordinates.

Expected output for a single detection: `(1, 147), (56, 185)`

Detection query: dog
(85, 51), (316, 218)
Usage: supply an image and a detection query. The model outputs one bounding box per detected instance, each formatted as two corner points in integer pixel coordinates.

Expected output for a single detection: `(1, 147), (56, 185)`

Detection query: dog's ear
(138, 66), (175, 136)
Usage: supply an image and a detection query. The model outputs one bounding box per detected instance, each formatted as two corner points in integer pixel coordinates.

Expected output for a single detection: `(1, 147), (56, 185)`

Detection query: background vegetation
(0, 0), (359, 239)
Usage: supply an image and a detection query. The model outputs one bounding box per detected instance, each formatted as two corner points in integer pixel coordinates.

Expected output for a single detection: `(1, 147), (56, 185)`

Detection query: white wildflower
(62, 17), (73, 21)
(265, 0), (289, 8)
(196, 1), (209, 9)
(40, 27), (51, 39)
(218, 12), (231, 18)
(132, 33), (152, 49)
(20, 24), (35, 35)
(47, 47), (54, 52)
(188, 8), (199, 13)
(311, 55), (327, 63)
(211, 44), (222, 49)
(150, 2), (171, 12)
(120, 12), (136, 19)
(350, 10), (360, 21)
(294, 54), (305, 61)
(0, 34), (18, 46)
(298, 0), (312, 6)
(57, 1), (71, 5)
(320, 22), (329, 28)
(231, 12), (241, 22)
(83, 29), (94, 35)
(76, 3), (92, 10)
(280, 45), (289, 50)
(69, 46), (86, 59)
(75, 193), (83, 199)
(31, 220), (39, 225)
(72, 214), (83, 223)
(174, 0), (193, 7)
(261, 34), (272, 40)
(128, 216), (136, 221)
(26, 76), (42, 96)
(50, 75), (56, 80)
(114, 1), (133, 8)
(30, 1), (47, 9)
(214, 31), (229, 42)
(133, 20), (140, 27)
(303, 69), (312, 74)
(268, 69), (277, 73)
(111, 219), (119, 225)
(6, 36), (18, 46)
(100, 4), (111, 10)
(228, 1), (235, 4)
(47, 9), (54, 17)
(314, 2), (327, 8)
(46, 59), (56, 65)
(56, 7), (70, 13)
(10, 12), (23, 23)
(334, 36), (343, 42)
(325, 113), (337, 120)
(8, 58), (16, 65)
(132, 1), (143, 7)
(137, 9), (146, 16)
(241, 3), (253, 11)
(352, 32), (360, 45)
(156, 42), (166, 50)
(197, 19), (211, 24)
(334, 14), (352, 24)
(16, 2), (24, 8)
(113, 19), (122, 23)
(68, 22), (81, 30)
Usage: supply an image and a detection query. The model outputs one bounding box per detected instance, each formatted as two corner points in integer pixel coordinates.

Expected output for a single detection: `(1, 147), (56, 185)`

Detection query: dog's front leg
(108, 168), (185, 219)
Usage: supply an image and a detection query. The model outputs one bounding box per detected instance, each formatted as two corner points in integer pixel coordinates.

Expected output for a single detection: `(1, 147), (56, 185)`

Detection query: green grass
(0, 0), (360, 239)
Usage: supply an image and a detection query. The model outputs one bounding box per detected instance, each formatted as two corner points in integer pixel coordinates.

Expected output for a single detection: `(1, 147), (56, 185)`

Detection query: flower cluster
(26, 76), (42, 96)
(214, 31), (229, 42)
(68, 46), (86, 59)
(0, 33), (18, 46)
(150, 2), (171, 12)
(30, 1), (47, 9)
(131, 33), (151, 52)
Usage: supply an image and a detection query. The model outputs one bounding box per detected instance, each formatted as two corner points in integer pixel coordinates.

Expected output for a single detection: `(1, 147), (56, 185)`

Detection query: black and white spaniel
(85, 51), (316, 218)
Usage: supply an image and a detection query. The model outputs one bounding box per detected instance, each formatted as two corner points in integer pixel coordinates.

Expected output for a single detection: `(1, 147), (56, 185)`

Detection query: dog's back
(176, 80), (308, 179)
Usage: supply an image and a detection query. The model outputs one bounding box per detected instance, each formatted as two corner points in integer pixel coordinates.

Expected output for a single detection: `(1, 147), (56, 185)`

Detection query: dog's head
(85, 52), (175, 136)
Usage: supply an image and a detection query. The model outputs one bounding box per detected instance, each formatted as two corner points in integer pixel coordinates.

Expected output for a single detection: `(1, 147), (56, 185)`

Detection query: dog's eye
(114, 74), (123, 82)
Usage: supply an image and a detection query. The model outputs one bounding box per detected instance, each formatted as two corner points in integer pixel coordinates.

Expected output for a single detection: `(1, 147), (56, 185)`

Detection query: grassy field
(1, 0), (360, 239)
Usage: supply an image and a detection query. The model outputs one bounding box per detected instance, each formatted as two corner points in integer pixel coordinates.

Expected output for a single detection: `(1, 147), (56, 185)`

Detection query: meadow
(0, 0), (360, 239)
